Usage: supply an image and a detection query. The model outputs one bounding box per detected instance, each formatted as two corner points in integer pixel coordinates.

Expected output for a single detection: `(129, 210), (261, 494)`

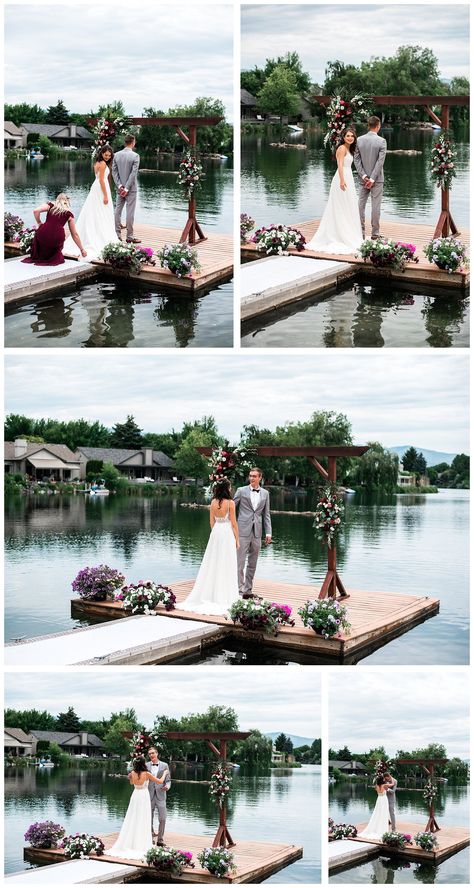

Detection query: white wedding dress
(358, 790), (390, 839)
(177, 505), (239, 615)
(306, 152), (363, 254)
(107, 781), (153, 860)
(64, 166), (117, 259)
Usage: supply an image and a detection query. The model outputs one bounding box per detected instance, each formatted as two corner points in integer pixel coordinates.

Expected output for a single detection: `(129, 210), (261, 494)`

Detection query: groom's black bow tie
(250, 487), (260, 492)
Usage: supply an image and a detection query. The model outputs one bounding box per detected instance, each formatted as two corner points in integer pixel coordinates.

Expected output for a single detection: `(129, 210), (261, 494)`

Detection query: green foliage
(402, 446), (427, 478)
(242, 51), (312, 96)
(294, 738), (321, 763)
(257, 66), (301, 121)
(46, 742), (69, 765)
(85, 459), (104, 477)
(5, 413), (111, 451)
(173, 418), (220, 481)
(5, 102), (47, 126)
(4, 707), (57, 733)
(349, 442), (399, 492)
(233, 730), (272, 765)
(138, 97), (232, 155)
(56, 706), (81, 732)
(100, 463), (126, 492)
(110, 415), (144, 449)
(45, 99), (70, 123)
(154, 705), (240, 761)
(104, 712), (140, 758)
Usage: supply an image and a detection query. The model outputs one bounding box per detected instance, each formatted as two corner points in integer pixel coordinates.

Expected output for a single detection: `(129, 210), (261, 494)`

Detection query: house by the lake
(4, 121), (24, 149)
(5, 439), (81, 481)
(4, 728), (105, 757)
(20, 123), (94, 149)
(76, 446), (175, 481)
(328, 759), (367, 775)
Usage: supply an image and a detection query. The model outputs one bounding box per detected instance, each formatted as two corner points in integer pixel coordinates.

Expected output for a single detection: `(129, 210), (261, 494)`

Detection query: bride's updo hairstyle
(95, 143), (114, 167)
(133, 756), (148, 773)
(213, 477), (232, 505)
(375, 775), (385, 786)
(50, 193), (72, 216)
(340, 126), (358, 156)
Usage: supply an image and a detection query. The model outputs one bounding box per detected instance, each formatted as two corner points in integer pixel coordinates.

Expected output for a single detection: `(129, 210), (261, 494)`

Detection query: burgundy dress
(22, 203), (74, 266)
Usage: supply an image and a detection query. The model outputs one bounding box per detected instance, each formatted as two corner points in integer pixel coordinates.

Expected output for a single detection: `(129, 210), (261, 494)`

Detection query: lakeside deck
(69, 578), (439, 664)
(4, 223), (233, 304)
(23, 830), (303, 883)
(351, 820), (470, 864)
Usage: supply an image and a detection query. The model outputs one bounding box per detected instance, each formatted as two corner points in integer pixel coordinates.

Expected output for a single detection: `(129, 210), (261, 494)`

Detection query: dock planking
(71, 578), (440, 663)
(24, 830), (303, 883)
(351, 820), (470, 864)
(241, 219), (470, 289)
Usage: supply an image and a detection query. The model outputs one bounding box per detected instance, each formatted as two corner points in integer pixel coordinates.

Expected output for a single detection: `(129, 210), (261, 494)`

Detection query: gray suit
(386, 777), (397, 829)
(354, 131), (387, 237)
(234, 486), (272, 594)
(146, 760), (171, 843)
(112, 148), (140, 240)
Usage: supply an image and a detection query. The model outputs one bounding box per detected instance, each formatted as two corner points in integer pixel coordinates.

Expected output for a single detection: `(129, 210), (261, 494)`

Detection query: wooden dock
(70, 578), (440, 663)
(351, 820), (470, 864)
(4, 223), (233, 303)
(24, 830), (303, 883)
(4, 255), (97, 306)
(241, 219), (469, 290)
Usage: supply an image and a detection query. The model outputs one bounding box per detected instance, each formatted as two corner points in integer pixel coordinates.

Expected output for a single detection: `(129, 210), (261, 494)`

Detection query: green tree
(45, 741), (69, 765)
(110, 415), (144, 449)
(233, 730), (272, 765)
(5, 102), (47, 127)
(402, 446), (419, 472)
(101, 462), (126, 492)
(55, 706), (81, 732)
(336, 745), (353, 760)
(263, 52), (312, 93)
(85, 459), (104, 479)
(274, 733), (288, 753)
(257, 66), (301, 124)
(349, 442), (399, 492)
(4, 708), (56, 732)
(104, 711), (140, 758)
(174, 429), (212, 482)
(45, 99), (70, 123)
(283, 736), (294, 754)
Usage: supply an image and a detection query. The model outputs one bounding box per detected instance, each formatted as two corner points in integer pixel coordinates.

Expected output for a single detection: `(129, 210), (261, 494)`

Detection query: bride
(306, 126), (363, 255)
(107, 756), (169, 860)
(177, 477), (240, 616)
(358, 776), (391, 839)
(64, 143), (118, 259)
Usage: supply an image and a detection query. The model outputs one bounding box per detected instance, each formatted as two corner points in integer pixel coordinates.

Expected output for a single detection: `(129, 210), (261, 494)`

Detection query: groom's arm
(112, 156), (121, 189)
(353, 146), (367, 180)
(124, 154), (139, 192)
(262, 492), (272, 538)
(233, 487), (242, 507)
(370, 139), (387, 182)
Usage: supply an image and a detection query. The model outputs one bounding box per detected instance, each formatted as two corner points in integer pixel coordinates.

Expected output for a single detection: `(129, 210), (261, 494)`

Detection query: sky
(4, 667), (321, 738)
(329, 671), (470, 759)
(242, 4), (470, 83)
(4, 2), (233, 118)
(5, 351), (469, 453)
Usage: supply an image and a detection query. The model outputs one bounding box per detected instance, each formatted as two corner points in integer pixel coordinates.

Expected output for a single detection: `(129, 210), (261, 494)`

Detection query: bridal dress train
(306, 153), (363, 255)
(358, 791), (390, 839)
(64, 166), (117, 259)
(177, 507), (239, 616)
(108, 782), (153, 860)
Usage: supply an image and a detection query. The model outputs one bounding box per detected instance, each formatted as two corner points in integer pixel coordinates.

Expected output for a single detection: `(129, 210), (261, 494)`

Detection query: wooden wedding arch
(198, 444), (369, 600)
(314, 95), (469, 238)
(88, 116), (223, 244)
(124, 730), (251, 847)
(370, 757), (448, 832)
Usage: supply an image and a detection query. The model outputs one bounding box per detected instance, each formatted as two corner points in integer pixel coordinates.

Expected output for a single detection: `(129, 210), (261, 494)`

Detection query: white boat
(345, 488), (356, 495)
(89, 488), (109, 496)
(287, 124), (304, 133)
(431, 124), (442, 130)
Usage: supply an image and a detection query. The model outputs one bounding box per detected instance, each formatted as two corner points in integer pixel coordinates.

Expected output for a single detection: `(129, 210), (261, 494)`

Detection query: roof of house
(77, 446), (174, 468)
(5, 727), (33, 743)
(30, 730), (104, 747)
(4, 121), (23, 136)
(21, 123), (93, 139)
(329, 760), (366, 770)
(5, 442), (80, 463)
(241, 89), (258, 106)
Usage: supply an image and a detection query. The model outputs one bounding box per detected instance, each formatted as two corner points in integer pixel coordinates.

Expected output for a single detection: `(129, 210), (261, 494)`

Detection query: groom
(147, 746), (171, 846)
(112, 134), (141, 244)
(354, 116), (387, 239)
(234, 468), (272, 599)
(384, 771), (397, 830)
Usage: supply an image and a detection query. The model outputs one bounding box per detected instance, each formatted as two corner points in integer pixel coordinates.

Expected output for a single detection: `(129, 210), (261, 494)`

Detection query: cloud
(241, 4), (469, 82)
(5, 667), (321, 737)
(4, 351), (469, 453)
(329, 671), (470, 759)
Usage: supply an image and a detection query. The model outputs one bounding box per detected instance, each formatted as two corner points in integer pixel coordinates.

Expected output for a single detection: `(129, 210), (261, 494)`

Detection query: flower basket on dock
(24, 821), (65, 849)
(229, 599), (294, 635)
(117, 581), (176, 614)
(298, 598), (350, 640)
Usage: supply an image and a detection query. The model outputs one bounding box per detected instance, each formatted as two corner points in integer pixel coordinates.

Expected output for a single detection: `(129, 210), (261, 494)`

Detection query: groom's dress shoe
(243, 593), (263, 601)
(156, 841), (165, 847)
(127, 237), (141, 244)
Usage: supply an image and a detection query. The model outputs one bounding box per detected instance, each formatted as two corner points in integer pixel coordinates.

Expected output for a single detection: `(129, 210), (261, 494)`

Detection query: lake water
(4, 762), (321, 882)
(329, 782), (469, 883)
(4, 489), (469, 664)
(4, 156), (233, 348)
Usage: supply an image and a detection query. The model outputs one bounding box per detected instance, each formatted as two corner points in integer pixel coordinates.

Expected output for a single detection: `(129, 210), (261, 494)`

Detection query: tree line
(329, 742), (469, 784)
(5, 411), (469, 491)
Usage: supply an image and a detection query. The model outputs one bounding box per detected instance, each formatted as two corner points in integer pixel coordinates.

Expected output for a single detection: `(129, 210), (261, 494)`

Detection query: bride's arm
(209, 502), (216, 529)
(228, 500), (240, 549)
(146, 770), (169, 784)
(336, 146), (346, 190)
(66, 218), (87, 257)
(96, 161), (109, 205)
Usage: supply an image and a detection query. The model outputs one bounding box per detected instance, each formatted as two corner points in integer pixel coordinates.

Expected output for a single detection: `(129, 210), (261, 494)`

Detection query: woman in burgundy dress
(22, 193), (87, 266)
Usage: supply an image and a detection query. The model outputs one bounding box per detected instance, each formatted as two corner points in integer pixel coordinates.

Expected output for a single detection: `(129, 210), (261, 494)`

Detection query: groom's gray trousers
(115, 190), (137, 240)
(237, 533), (261, 595)
(387, 791), (396, 829)
(358, 181), (383, 237)
(150, 797), (167, 842)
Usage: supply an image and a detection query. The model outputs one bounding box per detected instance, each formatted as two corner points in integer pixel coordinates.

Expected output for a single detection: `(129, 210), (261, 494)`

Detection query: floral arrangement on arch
(324, 94), (373, 152)
(157, 243), (201, 278)
(177, 151), (204, 199)
(209, 763), (233, 808)
(314, 486), (344, 548)
(129, 729), (167, 759)
(71, 565), (125, 601)
(92, 117), (128, 151)
(61, 833), (105, 859)
(357, 238), (419, 271)
(229, 599), (295, 635)
(208, 442), (258, 484)
(198, 846), (237, 878)
(144, 845), (195, 875)
(374, 758), (394, 780)
(116, 581), (176, 614)
(423, 778), (437, 803)
(24, 821), (65, 848)
(252, 224), (306, 256)
(101, 242), (155, 274)
(430, 132), (456, 190)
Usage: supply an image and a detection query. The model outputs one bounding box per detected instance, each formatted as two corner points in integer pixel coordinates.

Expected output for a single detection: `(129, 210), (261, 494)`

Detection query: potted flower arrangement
(381, 831), (412, 850)
(24, 821), (65, 849)
(118, 581), (176, 614)
(197, 846), (237, 878)
(71, 565), (125, 601)
(314, 488), (344, 548)
(157, 243), (201, 278)
(423, 237), (468, 274)
(357, 238), (419, 271)
(328, 818), (335, 840)
(177, 152), (204, 199)
(61, 833), (105, 859)
(430, 132), (456, 190)
(413, 831), (438, 851)
(101, 242), (154, 274)
(144, 846), (195, 875)
(229, 599), (294, 636)
(332, 823), (358, 840)
(252, 224), (306, 255)
(270, 603), (295, 628)
(240, 213), (255, 243)
(324, 94), (373, 152)
(298, 598), (351, 640)
(17, 228), (37, 255)
(209, 764), (233, 808)
(4, 212), (25, 242)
